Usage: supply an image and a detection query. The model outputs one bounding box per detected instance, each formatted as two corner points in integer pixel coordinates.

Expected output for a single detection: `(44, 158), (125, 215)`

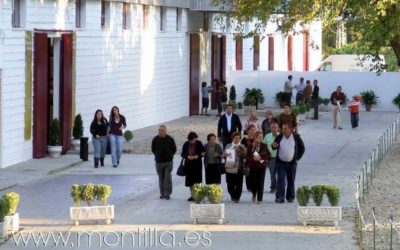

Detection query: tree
(213, 0), (400, 71)
(229, 85), (236, 103)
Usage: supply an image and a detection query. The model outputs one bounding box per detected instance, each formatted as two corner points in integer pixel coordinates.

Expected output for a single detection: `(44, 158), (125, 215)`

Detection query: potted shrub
(297, 184), (342, 226)
(275, 91), (286, 108)
(47, 118), (62, 158)
(305, 102), (312, 119)
(190, 184), (224, 224)
(297, 103), (306, 125)
(318, 98), (330, 112)
(0, 199), (8, 241)
(392, 93), (400, 112)
(291, 105), (300, 117)
(71, 114), (84, 151)
(123, 130), (134, 153)
(235, 102), (244, 115)
(243, 88), (265, 114)
(3, 192), (20, 234)
(70, 183), (114, 226)
(229, 85), (237, 104)
(360, 90), (378, 111)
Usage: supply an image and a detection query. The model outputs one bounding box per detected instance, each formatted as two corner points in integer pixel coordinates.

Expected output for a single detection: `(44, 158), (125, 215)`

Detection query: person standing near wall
(218, 104), (242, 149)
(283, 75), (294, 105)
(90, 109), (109, 168)
(108, 106), (126, 168)
(330, 86), (346, 130)
(201, 82), (213, 116)
(348, 95), (363, 129)
(261, 110), (274, 137)
(303, 80), (312, 104)
(151, 125), (177, 200)
(294, 77), (306, 104)
(311, 80), (320, 120)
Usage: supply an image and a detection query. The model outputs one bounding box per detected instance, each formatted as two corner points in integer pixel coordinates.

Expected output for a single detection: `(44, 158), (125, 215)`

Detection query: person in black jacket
(151, 125), (177, 200)
(90, 109), (109, 168)
(311, 79), (320, 120)
(272, 123), (305, 203)
(218, 104), (242, 149)
(181, 132), (206, 201)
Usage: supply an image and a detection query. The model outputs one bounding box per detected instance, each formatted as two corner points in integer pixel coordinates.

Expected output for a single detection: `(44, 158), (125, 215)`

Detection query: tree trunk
(390, 35), (400, 67)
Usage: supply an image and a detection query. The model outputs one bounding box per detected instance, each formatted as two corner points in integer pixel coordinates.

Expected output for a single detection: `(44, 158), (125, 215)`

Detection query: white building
(0, 0), (322, 168)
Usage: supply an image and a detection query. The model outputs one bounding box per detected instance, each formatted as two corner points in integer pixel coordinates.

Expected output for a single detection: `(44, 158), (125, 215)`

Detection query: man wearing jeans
(263, 122), (280, 193)
(272, 123), (305, 203)
(151, 125), (177, 200)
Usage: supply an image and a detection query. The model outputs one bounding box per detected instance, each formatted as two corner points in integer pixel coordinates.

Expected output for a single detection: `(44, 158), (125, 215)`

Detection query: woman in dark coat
(203, 133), (223, 185)
(181, 132), (206, 201)
(241, 124), (256, 192)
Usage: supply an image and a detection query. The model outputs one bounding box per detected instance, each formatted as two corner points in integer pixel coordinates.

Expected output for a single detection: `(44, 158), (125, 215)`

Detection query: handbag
(176, 158), (187, 176)
(218, 160), (226, 175)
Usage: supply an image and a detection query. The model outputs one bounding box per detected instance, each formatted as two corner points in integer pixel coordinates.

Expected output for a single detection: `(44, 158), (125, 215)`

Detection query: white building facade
(0, 0), (322, 168)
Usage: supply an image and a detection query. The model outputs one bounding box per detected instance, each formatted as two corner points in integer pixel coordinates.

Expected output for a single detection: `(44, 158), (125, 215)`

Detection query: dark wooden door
(253, 35), (260, 70)
(189, 33), (200, 116)
(268, 36), (275, 71)
(288, 35), (293, 71)
(33, 32), (49, 158)
(60, 33), (73, 153)
(235, 36), (243, 70)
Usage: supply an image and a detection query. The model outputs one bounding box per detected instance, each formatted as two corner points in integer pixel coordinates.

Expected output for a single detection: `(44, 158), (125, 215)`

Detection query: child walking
(348, 95), (362, 129)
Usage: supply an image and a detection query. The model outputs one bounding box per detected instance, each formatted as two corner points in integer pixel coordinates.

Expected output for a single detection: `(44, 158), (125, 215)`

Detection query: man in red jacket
(330, 86), (346, 130)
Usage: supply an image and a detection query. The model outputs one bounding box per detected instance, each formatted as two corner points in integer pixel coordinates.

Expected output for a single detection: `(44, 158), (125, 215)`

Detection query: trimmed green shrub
(3, 192), (20, 216)
(71, 184), (81, 207)
(72, 114), (84, 139)
(237, 102), (243, 109)
(96, 184), (112, 206)
(229, 85), (237, 102)
(81, 183), (96, 206)
(192, 183), (207, 204)
(392, 93), (400, 109)
(49, 118), (61, 146)
(124, 130), (134, 142)
(296, 186), (310, 206)
(298, 103), (306, 114)
(0, 199), (9, 222)
(310, 185), (325, 206)
(292, 105), (300, 116)
(325, 185), (340, 206)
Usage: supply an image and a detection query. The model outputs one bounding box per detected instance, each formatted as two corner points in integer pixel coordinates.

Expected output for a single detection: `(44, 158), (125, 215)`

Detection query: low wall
(228, 71), (400, 111)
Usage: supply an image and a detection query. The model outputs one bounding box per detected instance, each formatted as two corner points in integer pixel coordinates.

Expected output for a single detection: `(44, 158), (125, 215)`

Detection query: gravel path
(360, 138), (400, 250)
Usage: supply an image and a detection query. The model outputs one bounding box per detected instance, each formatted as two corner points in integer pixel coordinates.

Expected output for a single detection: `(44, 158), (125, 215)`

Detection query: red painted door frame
(235, 35), (243, 70)
(211, 34), (226, 109)
(189, 33), (200, 116)
(303, 32), (310, 71)
(288, 35), (293, 71)
(268, 36), (275, 71)
(33, 32), (49, 158)
(253, 35), (260, 70)
(60, 33), (73, 153)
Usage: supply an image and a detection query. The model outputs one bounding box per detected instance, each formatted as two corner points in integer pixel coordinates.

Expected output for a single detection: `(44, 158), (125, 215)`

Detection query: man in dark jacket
(218, 104), (242, 148)
(151, 125), (177, 200)
(272, 123), (305, 203)
(311, 79), (320, 120)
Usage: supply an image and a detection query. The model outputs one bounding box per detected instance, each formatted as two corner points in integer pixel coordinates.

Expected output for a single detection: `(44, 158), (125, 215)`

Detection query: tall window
(143, 5), (149, 30)
(176, 8), (182, 31)
(101, 1), (110, 29)
(76, 0), (85, 28)
(122, 3), (131, 30)
(160, 6), (166, 31)
(12, 0), (21, 28)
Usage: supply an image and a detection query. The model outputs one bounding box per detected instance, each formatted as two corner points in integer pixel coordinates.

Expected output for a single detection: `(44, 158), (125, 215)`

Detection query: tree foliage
(213, 0), (400, 70)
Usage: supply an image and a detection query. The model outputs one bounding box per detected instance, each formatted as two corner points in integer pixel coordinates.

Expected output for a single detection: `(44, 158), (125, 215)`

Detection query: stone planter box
(123, 141), (134, 153)
(4, 213), (19, 234)
(70, 205), (114, 226)
(297, 114), (306, 125)
(190, 204), (224, 225)
(298, 206), (342, 226)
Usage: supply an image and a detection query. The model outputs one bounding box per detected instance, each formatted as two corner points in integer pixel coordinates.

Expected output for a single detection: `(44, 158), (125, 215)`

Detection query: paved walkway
(0, 111), (398, 249)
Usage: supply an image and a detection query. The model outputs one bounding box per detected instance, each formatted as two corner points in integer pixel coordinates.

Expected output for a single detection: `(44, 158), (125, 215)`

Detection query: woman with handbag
(224, 132), (247, 203)
(181, 132), (206, 201)
(203, 133), (223, 185)
(246, 131), (270, 204)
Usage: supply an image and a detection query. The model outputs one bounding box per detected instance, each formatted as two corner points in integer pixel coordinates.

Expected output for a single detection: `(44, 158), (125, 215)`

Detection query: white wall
(230, 71), (400, 111)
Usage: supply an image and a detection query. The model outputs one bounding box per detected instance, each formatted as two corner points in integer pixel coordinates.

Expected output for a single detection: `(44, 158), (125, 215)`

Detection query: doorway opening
(211, 34), (226, 109)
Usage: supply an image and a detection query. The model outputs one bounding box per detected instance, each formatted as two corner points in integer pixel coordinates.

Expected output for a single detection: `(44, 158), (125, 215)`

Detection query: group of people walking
(89, 106), (127, 168)
(152, 104), (305, 204)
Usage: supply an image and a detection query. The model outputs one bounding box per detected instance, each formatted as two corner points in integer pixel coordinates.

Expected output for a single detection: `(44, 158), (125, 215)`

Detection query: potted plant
(71, 114), (84, 151)
(297, 184), (342, 226)
(392, 93), (400, 112)
(0, 199), (8, 241)
(190, 184), (224, 224)
(360, 90), (379, 111)
(297, 103), (306, 125)
(229, 85), (237, 104)
(274, 91), (286, 108)
(70, 183), (114, 226)
(243, 88), (265, 114)
(235, 102), (244, 115)
(305, 102), (312, 119)
(3, 192), (20, 234)
(291, 105), (300, 116)
(47, 118), (62, 158)
(123, 130), (134, 153)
